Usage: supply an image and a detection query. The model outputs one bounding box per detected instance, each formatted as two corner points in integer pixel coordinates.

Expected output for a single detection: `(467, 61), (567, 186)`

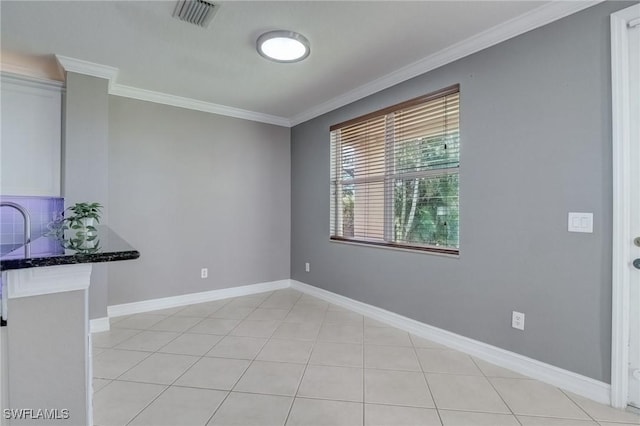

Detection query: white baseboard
(107, 279), (290, 318)
(290, 280), (611, 405)
(90, 317), (110, 333)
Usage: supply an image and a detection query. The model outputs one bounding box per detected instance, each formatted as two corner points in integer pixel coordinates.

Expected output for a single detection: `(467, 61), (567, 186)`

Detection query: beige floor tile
(472, 358), (527, 379)
(129, 386), (227, 426)
(295, 297), (330, 309)
(317, 322), (364, 344)
(111, 313), (168, 330)
(233, 360), (305, 396)
(146, 306), (187, 316)
(439, 410), (519, 426)
(92, 328), (141, 348)
(118, 352), (199, 385)
(364, 327), (412, 346)
(174, 357), (250, 390)
(205, 336), (267, 359)
(328, 304), (352, 312)
(93, 378), (111, 393)
(324, 310), (364, 324)
(93, 349), (151, 379)
(364, 404), (441, 426)
(517, 416), (598, 425)
(256, 338), (314, 364)
(207, 392), (292, 426)
(208, 305), (255, 320)
(598, 423), (640, 426)
(246, 308), (290, 321)
(309, 341), (363, 368)
(272, 322), (321, 341)
(187, 318), (241, 335)
(364, 369), (435, 408)
(115, 330), (181, 352)
(364, 345), (421, 371)
(364, 317), (393, 328)
(297, 365), (363, 402)
(286, 398), (363, 426)
(285, 308), (327, 324)
(149, 316), (204, 332)
(416, 348), (483, 375)
(565, 393), (640, 424)
(426, 373), (510, 413)
(490, 378), (590, 419)
(410, 334), (445, 349)
(225, 295), (271, 308)
(158, 333), (223, 356)
(260, 294), (300, 309)
(93, 380), (166, 426)
(229, 319), (281, 338)
(174, 300), (229, 317)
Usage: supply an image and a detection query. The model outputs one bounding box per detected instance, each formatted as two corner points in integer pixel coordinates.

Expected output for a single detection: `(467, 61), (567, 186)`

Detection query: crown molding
(1, 71), (64, 91)
(110, 84), (291, 127)
(288, 0), (604, 126)
(54, 54), (290, 127)
(55, 55), (119, 87)
(52, 1), (602, 129)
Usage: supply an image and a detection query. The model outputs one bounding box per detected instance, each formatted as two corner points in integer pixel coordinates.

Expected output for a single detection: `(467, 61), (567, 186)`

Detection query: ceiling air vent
(173, 0), (218, 28)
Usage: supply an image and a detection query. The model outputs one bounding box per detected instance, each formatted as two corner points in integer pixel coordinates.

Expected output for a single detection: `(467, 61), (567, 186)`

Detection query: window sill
(329, 237), (459, 258)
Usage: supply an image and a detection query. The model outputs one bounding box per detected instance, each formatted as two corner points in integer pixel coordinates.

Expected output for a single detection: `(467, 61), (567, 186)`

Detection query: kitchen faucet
(0, 202), (31, 258)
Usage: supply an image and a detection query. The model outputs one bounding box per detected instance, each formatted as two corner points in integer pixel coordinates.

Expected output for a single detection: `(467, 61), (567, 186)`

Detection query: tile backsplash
(0, 195), (64, 245)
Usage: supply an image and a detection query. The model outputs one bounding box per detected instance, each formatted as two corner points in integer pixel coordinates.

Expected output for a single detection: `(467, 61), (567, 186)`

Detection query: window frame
(329, 84), (460, 256)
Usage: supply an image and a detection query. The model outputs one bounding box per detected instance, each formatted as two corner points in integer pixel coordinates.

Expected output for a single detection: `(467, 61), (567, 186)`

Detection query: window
(330, 84), (460, 255)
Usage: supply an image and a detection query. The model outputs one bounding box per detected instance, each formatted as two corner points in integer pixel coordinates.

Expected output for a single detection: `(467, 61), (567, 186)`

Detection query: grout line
(408, 335), (443, 425)
(469, 356), (522, 425)
(283, 292), (329, 426)
(558, 388), (602, 424)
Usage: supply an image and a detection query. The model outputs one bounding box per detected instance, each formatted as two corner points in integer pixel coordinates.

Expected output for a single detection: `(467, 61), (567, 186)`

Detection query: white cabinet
(0, 73), (62, 196)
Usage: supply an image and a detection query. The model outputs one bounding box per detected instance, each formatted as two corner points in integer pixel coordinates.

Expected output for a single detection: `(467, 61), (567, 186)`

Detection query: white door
(628, 6), (640, 409)
(612, 3), (640, 410)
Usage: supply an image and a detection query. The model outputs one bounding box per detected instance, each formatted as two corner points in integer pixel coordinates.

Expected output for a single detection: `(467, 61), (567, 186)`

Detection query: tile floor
(92, 289), (640, 426)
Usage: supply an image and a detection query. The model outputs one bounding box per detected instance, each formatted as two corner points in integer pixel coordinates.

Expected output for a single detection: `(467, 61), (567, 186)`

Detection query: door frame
(611, 3), (640, 410)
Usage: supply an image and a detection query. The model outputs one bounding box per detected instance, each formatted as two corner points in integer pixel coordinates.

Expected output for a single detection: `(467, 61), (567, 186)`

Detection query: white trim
(290, 280), (611, 405)
(109, 84), (291, 127)
(54, 55), (290, 127)
(107, 279), (290, 317)
(0, 71), (64, 91)
(55, 55), (118, 87)
(610, 3), (640, 410)
(288, 1), (603, 126)
(3, 264), (92, 300)
(89, 317), (110, 334)
(50, 2), (600, 128)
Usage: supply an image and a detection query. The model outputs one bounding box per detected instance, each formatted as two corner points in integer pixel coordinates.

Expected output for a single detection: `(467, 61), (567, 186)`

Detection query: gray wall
(291, 2), (628, 383)
(108, 97), (290, 305)
(63, 72), (109, 320)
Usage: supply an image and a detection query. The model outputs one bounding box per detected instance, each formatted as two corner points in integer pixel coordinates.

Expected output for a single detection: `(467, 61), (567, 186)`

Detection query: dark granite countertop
(0, 226), (139, 271)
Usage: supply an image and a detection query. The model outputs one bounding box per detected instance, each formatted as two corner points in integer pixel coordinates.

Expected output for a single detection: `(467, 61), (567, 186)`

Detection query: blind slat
(330, 86), (460, 252)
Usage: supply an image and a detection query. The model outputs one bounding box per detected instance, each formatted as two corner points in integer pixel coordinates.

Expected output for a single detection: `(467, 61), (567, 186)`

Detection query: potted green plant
(64, 202), (102, 236)
(46, 202), (103, 252)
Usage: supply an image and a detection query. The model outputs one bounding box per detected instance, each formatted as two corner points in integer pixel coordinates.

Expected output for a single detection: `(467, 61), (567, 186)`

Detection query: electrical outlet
(305, 262), (310, 273)
(512, 311), (525, 330)
(201, 268), (208, 279)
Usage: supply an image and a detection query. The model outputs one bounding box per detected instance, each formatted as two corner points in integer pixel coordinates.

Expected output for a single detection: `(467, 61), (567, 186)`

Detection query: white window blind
(330, 84), (460, 254)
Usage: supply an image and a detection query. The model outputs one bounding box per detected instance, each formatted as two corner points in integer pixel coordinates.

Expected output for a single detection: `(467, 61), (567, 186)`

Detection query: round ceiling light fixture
(256, 30), (310, 63)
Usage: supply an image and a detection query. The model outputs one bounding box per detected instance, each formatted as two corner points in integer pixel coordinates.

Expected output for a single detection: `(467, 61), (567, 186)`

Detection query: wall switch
(568, 212), (593, 233)
(512, 311), (525, 330)
(201, 268), (208, 279)
(305, 262), (310, 273)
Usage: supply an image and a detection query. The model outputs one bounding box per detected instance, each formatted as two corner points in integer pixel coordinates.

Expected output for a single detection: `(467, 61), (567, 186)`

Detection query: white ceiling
(0, 1), (597, 126)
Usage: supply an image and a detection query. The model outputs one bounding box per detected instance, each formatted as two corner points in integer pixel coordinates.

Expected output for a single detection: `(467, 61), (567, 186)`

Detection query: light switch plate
(568, 212), (593, 233)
